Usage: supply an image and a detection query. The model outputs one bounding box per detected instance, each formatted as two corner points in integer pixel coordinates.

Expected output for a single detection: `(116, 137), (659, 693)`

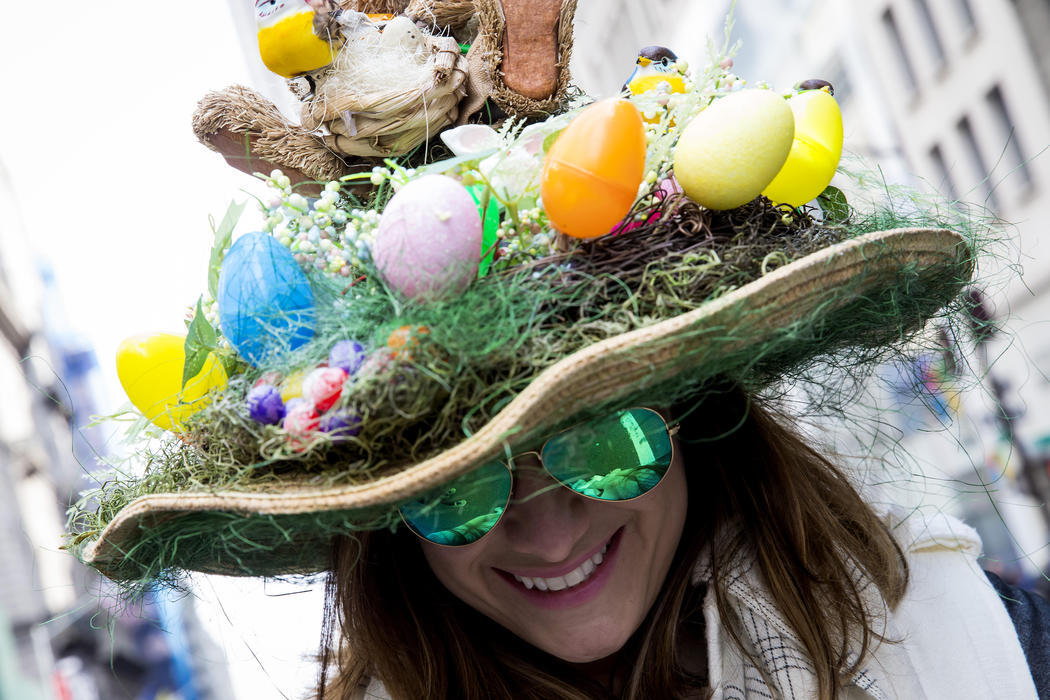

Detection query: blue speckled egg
(218, 232), (316, 366)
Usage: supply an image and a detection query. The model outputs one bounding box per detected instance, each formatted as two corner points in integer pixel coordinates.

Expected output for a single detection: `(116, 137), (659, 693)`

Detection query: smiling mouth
(500, 527), (623, 594)
(513, 541), (609, 591)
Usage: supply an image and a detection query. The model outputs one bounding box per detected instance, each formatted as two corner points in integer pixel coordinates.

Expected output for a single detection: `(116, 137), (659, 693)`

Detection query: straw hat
(79, 223), (971, 581)
(70, 2), (976, 586)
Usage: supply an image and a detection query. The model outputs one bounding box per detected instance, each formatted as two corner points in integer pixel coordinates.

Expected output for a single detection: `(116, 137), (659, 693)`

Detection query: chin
(513, 612), (640, 663)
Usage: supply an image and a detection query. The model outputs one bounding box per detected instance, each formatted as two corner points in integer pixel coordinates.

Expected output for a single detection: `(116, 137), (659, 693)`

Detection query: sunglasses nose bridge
(508, 449), (586, 497)
(505, 450), (556, 491)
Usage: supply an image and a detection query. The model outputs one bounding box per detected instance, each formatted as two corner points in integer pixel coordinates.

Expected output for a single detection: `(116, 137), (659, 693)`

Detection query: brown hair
(317, 386), (908, 699)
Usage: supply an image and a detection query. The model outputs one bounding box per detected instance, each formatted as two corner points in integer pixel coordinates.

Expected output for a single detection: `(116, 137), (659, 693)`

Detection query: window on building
(956, 115), (1000, 210)
(985, 84), (1033, 189)
(929, 144), (959, 200)
(913, 0), (946, 66)
(823, 55), (852, 107)
(955, 0), (977, 33)
(882, 7), (918, 95)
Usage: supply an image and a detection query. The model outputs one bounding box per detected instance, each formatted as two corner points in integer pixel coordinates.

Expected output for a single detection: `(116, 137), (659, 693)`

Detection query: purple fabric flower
(247, 384), (286, 425)
(329, 340), (366, 376)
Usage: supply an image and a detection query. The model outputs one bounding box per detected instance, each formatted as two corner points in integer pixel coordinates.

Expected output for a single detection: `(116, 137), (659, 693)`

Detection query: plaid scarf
(694, 542), (895, 700)
(693, 508), (1035, 700)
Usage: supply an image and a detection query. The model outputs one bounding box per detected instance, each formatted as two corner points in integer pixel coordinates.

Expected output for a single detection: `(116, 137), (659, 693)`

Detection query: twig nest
(374, 175), (482, 301)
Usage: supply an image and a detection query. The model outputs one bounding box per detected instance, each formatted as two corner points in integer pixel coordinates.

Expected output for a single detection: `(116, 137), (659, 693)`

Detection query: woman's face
(420, 438), (689, 663)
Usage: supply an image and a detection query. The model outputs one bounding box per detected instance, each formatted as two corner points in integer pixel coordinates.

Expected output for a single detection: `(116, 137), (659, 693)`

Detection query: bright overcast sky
(0, 4), (321, 699)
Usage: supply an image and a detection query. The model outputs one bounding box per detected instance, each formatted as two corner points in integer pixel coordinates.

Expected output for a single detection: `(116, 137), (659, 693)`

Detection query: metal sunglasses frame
(399, 407), (680, 547)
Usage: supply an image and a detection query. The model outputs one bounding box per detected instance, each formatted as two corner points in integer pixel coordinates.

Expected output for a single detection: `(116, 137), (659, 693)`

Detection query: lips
(495, 527), (624, 610)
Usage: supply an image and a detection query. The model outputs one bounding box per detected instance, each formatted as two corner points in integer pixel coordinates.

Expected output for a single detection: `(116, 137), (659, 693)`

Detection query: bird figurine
(255, 0), (342, 79)
(623, 46), (685, 95)
(796, 78), (835, 95)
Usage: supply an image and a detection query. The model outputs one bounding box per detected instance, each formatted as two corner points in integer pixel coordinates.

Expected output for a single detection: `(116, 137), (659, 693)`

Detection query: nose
(499, 460), (590, 562)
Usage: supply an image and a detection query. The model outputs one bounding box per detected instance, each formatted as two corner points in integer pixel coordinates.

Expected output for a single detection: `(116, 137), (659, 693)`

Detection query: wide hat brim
(82, 227), (972, 581)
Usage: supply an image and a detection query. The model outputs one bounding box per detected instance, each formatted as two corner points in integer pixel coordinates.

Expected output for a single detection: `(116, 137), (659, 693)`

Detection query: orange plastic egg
(541, 99), (647, 239)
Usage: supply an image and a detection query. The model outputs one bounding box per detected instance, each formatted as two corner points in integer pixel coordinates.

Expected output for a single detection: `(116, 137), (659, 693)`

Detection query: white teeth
(546, 575), (568, 591)
(564, 569), (585, 587)
(511, 538), (612, 593)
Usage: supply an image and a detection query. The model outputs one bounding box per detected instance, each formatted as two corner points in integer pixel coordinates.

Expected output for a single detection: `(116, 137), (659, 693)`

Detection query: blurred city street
(1, 0), (1048, 698)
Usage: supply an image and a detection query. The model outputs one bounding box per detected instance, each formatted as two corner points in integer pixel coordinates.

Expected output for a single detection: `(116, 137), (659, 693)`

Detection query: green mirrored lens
(399, 460), (511, 545)
(541, 408), (672, 500)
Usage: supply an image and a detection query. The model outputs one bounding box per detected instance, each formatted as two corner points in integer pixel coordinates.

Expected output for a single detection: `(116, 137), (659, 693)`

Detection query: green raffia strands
(68, 192), (987, 590)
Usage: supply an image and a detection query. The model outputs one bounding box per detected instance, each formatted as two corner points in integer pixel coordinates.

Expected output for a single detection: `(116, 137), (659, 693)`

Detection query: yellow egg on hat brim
(116, 333), (228, 432)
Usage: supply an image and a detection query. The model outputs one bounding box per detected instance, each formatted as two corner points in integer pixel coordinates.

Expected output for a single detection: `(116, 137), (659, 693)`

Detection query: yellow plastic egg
(116, 333), (228, 432)
(673, 90), (795, 210)
(762, 88), (844, 207)
(541, 99), (647, 239)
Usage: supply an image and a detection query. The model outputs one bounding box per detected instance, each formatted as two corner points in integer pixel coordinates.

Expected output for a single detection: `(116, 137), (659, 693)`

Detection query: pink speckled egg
(374, 175), (483, 301)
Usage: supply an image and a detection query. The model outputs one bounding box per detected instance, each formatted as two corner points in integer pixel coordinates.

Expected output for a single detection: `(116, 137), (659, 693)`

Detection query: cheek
(632, 453), (688, 575)
(661, 457), (688, 525)
(420, 541), (490, 606)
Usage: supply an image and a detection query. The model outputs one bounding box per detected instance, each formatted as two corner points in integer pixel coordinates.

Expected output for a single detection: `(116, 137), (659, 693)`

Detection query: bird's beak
(637, 57), (652, 67)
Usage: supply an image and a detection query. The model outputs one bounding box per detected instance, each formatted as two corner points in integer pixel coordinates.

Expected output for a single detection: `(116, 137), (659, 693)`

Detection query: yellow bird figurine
(255, 0), (340, 79)
(624, 46), (685, 95)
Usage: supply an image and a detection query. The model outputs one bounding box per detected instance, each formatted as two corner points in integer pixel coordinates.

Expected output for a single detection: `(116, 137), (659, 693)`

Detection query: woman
(319, 386), (1047, 699)
(67, 5), (1046, 698)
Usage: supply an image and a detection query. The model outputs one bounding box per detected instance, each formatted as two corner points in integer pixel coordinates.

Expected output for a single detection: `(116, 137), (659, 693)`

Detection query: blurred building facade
(575, 0), (1050, 585)
(0, 161), (235, 699)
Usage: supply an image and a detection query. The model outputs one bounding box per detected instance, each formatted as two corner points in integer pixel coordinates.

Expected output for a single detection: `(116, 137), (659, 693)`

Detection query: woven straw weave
(303, 34), (468, 157)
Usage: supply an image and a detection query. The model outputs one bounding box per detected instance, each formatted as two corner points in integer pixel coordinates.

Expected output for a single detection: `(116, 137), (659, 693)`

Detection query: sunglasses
(399, 407), (678, 546)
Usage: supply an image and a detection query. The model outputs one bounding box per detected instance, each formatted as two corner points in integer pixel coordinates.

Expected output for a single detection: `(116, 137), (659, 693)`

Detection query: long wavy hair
(316, 386), (909, 699)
